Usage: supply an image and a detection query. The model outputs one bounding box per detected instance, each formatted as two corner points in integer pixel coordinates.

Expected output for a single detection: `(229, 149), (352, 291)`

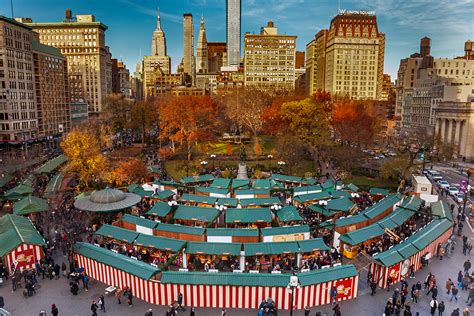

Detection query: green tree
(102, 93), (131, 132)
(130, 100), (157, 147)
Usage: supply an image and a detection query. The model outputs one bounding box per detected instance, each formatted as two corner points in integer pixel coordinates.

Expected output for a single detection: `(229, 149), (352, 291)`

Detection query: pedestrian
(387, 276), (393, 291)
(61, 262), (67, 277)
(221, 308), (227, 316)
(404, 304), (412, 316)
(11, 274), (17, 292)
(463, 307), (470, 316)
(127, 290), (133, 308)
(333, 302), (341, 316)
(371, 280), (377, 296)
(304, 306), (311, 316)
(439, 247), (445, 260)
(384, 302), (393, 316)
(51, 304), (58, 316)
(458, 271), (464, 288)
(432, 285), (439, 299)
(145, 308), (153, 316)
(54, 263), (60, 279)
(409, 265), (415, 279)
(450, 286), (459, 302)
(258, 308), (263, 316)
(452, 308), (460, 316)
(83, 273), (89, 291)
(190, 307), (195, 316)
(115, 287), (122, 304)
(464, 260), (471, 274)
(393, 288), (400, 302)
(99, 294), (105, 312)
(330, 286), (337, 304)
(411, 284), (418, 303)
(48, 264), (53, 280)
(430, 298), (438, 316)
(177, 292), (185, 311)
(91, 300), (98, 316)
(446, 278), (453, 294)
(467, 284), (474, 306)
(462, 274), (470, 291)
(438, 301), (445, 316)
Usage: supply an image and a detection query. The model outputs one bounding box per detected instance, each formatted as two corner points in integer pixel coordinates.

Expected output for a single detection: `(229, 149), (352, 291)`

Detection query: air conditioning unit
(289, 276), (298, 287)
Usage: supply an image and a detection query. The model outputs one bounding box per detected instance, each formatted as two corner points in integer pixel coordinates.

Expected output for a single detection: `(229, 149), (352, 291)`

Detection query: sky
(3, 0), (474, 80)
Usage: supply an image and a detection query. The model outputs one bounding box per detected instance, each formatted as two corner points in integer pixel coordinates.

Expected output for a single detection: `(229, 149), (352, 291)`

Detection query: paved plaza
(0, 234), (472, 316)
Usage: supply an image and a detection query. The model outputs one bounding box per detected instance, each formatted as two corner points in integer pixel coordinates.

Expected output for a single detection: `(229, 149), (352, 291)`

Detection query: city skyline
(3, 0), (474, 78)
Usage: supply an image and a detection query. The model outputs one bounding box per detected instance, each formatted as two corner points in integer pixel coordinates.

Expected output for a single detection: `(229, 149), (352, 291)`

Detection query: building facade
(226, 0), (241, 66)
(207, 42), (227, 73)
(26, 11), (109, 113)
(306, 12), (385, 99)
(151, 13), (167, 57)
(183, 13), (194, 85)
(117, 61), (131, 98)
(32, 41), (70, 137)
(196, 16), (208, 74)
(0, 16), (38, 141)
(244, 21), (296, 90)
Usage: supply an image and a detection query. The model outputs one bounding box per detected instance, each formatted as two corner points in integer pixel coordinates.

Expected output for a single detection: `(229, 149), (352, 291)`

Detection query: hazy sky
(4, 0), (474, 80)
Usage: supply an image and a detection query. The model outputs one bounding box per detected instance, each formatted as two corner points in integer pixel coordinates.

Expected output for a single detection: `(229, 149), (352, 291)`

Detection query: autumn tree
(280, 97), (332, 164)
(275, 134), (306, 175)
(108, 158), (149, 186)
(130, 100), (157, 147)
(60, 127), (108, 188)
(102, 93), (131, 132)
(262, 95), (305, 135)
(158, 95), (219, 173)
(332, 99), (377, 147)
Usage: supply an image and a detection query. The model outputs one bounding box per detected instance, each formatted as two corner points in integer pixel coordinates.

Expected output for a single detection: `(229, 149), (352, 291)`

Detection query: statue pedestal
(237, 163), (248, 179)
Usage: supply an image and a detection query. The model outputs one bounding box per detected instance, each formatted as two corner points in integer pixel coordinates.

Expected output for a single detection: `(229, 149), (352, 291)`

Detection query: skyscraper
(183, 13), (194, 84)
(226, 0), (241, 66)
(305, 12), (385, 100)
(152, 11), (167, 57)
(196, 16), (208, 74)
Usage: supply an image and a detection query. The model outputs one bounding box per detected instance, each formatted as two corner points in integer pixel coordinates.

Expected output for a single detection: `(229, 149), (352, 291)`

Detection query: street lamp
(277, 161), (286, 173)
(210, 154), (216, 170)
(200, 160), (208, 172)
(287, 276), (300, 316)
(462, 169), (473, 220)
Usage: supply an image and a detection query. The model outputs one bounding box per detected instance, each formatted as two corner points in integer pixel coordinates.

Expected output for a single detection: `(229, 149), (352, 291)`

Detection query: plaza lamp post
(210, 154), (216, 170)
(267, 154), (273, 171)
(215, 203), (227, 225)
(462, 169), (473, 219)
(277, 161), (286, 173)
(287, 276), (300, 316)
(200, 160), (208, 172)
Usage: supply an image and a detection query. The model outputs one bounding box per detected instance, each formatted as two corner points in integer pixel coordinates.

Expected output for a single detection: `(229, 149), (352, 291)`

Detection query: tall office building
(226, 0), (241, 66)
(244, 21), (297, 90)
(196, 16), (208, 74)
(305, 12), (385, 99)
(183, 13), (194, 85)
(207, 42), (227, 73)
(152, 12), (167, 56)
(25, 11), (109, 113)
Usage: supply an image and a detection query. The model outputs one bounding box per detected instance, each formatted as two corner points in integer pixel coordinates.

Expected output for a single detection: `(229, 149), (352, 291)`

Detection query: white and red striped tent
(369, 219), (452, 288)
(74, 242), (359, 310)
(0, 214), (45, 274)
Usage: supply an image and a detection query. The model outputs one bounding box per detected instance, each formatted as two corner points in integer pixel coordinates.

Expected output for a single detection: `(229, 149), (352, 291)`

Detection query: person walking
(54, 263), (60, 279)
(127, 290), (133, 308)
(371, 280), (377, 296)
(83, 273), (89, 291)
(304, 306), (311, 316)
(430, 298), (438, 316)
(333, 302), (341, 316)
(115, 287), (122, 304)
(446, 279), (453, 294)
(145, 308), (153, 316)
(98, 294), (105, 312)
(330, 286), (337, 304)
(177, 292), (186, 311)
(51, 304), (58, 316)
(458, 271), (464, 288)
(450, 286), (459, 302)
(189, 307), (195, 316)
(431, 285), (439, 299)
(464, 260), (471, 274)
(387, 276), (393, 291)
(463, 307), (470, 316)
(452, 308), (461, 316)
(438, 301), (445, 316)
(467, 284), (474, 306)
(91, 300), (98, 316)
(411, 284), (418, 303)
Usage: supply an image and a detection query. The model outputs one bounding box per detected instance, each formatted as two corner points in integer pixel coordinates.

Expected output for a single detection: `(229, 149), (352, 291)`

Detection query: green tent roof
(134, 234), (185, 252)
(325, 198), (355, 212)
(234, 189), (270, 196)
(34, 154), (66, 174)
(244, 241), (299, 256)
(369, 187), (390, 196)
(146, 201), (172, 217)
(179, 193), (217, 205)
(399, 196), (422, 212)
(377, 217), (398, 230)
(338, 223), (386, 246)
(44, 173), (64, 198)
(410, 219), (453, 250)
(154, 190), (175, 200)
(0, 214), (45, 257)
(270, 173), (305, 183)
(321, 179), (335, 191)
(297, 238), (330, 253)
(194, 187), (229, 196)
(307, 204), (340, 217)
(206, 228), (259, 237)
(231, 179), (250, 190)
(294, 191), (331, 203)
(0, 173), (12, 188)
(4, 183), (34, 199)
(211, 178), (231, 189)
(431, 200), (453, 222)
(13, 195), (49, 215)
(122, 214), (158, 229)
(226, 208), (272, 223)
(392, 242), (419, 259)
(239, 197), (280, 207)
(374, 249), (404, 267)
(73, 242), (160, 280)
(260, 225), (309, 236)
(186, 241), (241, 256)
(127, 183), (139, 193)
(161, 271), (290, 287)
(216, 198), (239, 207)
(387, 208), (414, 226)
(252, 179), (282, 190)
(297, 264), (358, 286)
(335, 214), (367, 228)
(180, 174), (214, 184)
(362, 194), (402, 219)
(174, 205), (218, 223)
(94, 224), (139, 243)
(155, 223), (205, 235)
(22, 174), (36, 187)
(130, 187), (154, 198)
(329, 191), (351, 199)
(343, 183), (359, 192)
(276, 206), (303, 222)
(293, 185), (323, 195)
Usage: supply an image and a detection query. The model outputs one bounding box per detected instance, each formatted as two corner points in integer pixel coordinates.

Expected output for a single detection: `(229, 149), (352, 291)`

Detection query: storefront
(225, 208), (273, 228)
(206, 228), (259, 243)
(260, 225), (310, 242)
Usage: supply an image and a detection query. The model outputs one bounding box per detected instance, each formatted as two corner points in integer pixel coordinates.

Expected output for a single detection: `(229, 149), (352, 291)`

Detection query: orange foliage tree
(158, 96), (220, 172)
(332, 99), (377, 147)
(109, 158), (149, 186)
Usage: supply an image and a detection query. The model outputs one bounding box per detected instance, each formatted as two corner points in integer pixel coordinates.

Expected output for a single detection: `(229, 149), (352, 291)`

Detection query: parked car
(431, 174), (443, 181)
(437, 180), (450, 189)
(454, 193), (465, 204)
(448, 186), (459, 196)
